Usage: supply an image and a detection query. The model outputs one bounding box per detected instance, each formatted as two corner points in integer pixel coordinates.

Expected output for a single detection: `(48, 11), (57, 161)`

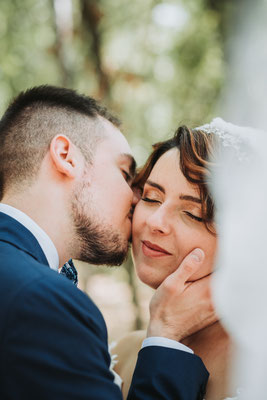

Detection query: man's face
(72, 119), (136, 265)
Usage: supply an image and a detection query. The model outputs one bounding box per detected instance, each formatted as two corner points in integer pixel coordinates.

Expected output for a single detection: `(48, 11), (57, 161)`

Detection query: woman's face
(132, 148), (217, 289)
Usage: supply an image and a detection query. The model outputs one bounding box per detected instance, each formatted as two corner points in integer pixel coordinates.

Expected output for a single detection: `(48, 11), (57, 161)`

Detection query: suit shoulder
(0, 243), (106, 339)
(19, 267), (103, 324)
(0, 241), (95, 309)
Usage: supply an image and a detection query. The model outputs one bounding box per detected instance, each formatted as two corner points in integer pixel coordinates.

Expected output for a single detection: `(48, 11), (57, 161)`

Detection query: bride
(112, 119), (237, 400)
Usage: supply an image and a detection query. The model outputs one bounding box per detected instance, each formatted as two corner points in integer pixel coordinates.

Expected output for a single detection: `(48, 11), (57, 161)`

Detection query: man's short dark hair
(0, 85), (120, 197)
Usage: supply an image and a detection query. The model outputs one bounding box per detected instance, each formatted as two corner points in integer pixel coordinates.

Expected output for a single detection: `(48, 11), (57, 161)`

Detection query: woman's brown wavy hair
(133, 125), (217, 234)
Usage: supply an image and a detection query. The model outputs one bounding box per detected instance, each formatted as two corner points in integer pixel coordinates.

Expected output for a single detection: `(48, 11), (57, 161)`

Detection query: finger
(186, 272), (212, 292)
(167, 248), (205, 286)
(185, 272), (212, 288)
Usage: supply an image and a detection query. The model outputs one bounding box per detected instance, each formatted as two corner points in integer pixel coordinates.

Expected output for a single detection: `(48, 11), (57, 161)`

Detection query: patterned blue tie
(60, 259), (78, 286)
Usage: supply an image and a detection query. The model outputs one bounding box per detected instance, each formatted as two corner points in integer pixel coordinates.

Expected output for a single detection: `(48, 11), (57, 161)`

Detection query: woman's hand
(147, 248), (218, 341)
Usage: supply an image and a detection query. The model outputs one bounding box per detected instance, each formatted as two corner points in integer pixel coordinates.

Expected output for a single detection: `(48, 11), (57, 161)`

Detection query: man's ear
(50, 135), (81, 179)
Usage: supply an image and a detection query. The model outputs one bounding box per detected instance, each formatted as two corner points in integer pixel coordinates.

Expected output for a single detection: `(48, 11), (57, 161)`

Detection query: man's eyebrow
(146, 180), (165, 194)
(179, 194), (201, 203)
(122, 153), (136, 177)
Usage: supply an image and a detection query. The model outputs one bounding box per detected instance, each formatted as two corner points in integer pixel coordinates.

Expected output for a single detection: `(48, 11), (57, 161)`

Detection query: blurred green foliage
(0, 0), (226, 164)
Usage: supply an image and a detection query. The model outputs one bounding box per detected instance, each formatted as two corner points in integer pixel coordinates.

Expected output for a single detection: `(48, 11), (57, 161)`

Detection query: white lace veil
(201, 117), (267, 399)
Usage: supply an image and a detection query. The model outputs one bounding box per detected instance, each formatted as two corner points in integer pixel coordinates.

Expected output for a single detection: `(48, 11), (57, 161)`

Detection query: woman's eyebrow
(146, 180), (165, 194)
(145, 182), (201, 203)
(179, 194), (201, 203)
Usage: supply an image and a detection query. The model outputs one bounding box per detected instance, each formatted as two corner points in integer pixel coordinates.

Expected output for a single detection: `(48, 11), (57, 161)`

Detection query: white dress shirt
(142, 336), (193, 354)
(0, 203), (192, 354)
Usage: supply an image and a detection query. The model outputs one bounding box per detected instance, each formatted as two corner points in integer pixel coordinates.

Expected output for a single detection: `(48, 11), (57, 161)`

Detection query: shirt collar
(0, 204), (59, 271)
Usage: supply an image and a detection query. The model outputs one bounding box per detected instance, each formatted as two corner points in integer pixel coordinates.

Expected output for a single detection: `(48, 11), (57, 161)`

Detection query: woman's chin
(136, 268), (163, 290)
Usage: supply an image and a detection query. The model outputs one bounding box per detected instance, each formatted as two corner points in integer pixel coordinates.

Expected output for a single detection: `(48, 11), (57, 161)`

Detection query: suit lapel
(0, 212), (49, 267)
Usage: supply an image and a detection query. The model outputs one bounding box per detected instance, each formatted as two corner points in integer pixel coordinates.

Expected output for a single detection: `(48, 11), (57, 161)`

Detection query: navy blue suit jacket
(0, 212), (209, 399)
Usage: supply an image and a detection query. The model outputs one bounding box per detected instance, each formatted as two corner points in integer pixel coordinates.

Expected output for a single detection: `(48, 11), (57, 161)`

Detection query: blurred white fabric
(209, 0), (267, 397)
(210, 117), (267, 399)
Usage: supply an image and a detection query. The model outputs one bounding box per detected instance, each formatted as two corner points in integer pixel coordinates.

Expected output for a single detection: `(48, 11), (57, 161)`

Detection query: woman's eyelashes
(141, 196), (160, 203)
(141, 189), (161, 204)
(142, 188), (203, 222)
(142, 196), (203, 222)
(184, 211), (203, 222)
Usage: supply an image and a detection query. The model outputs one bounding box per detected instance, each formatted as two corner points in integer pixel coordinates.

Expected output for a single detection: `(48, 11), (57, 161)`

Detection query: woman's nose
(146, 208), (171, 234)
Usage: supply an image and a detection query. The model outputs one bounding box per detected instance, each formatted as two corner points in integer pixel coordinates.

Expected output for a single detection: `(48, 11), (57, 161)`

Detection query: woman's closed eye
(141, 196), (161, 204)
(184, 211), (203, 222)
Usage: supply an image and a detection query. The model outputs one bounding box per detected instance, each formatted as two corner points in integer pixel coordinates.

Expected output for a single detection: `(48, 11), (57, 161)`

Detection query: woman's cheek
(132, 202), (146, 236)
(132, 205), (144, 263)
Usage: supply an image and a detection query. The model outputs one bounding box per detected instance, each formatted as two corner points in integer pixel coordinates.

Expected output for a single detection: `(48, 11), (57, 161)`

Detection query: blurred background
(0, 0), (236, 340)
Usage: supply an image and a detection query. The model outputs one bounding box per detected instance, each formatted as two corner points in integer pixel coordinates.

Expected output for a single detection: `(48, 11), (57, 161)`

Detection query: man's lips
(142, 240), (172, 257)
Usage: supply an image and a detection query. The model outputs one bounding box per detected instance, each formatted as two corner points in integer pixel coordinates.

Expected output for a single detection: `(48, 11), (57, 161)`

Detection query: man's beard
(71, 187), (129, 266)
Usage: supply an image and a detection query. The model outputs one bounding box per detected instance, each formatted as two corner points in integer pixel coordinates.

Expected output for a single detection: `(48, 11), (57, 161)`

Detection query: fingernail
(191, 248), (204, 262)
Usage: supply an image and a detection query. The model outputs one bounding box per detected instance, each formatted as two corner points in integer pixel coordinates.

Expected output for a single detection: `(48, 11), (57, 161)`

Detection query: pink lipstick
(142, 240), (171, 258)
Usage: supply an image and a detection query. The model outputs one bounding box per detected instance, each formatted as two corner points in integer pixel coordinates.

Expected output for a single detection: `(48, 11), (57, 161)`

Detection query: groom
(0, 85), (215, 399)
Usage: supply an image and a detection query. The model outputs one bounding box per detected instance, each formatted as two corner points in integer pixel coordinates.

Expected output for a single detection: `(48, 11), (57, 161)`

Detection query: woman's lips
(142, 240), (172, 258)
